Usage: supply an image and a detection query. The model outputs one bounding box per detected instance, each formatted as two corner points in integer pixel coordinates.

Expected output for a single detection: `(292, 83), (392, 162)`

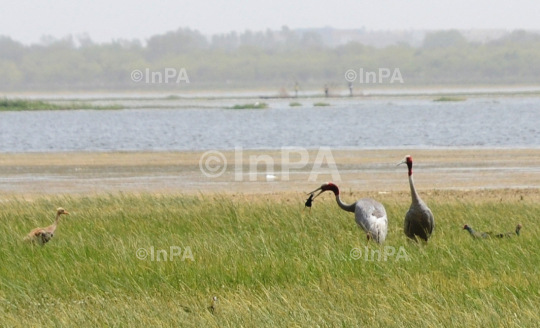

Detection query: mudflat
(1, 149), (539, 198)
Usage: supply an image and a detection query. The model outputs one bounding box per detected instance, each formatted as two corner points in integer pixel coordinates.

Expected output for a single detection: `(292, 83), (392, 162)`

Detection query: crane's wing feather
(355, 198), (388, 244)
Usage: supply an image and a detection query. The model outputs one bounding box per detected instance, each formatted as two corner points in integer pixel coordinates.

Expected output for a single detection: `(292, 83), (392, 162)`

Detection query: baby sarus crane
(309, 182), (388, 244)
(24, 208), (69, 245)
(398, 155), (434, 243)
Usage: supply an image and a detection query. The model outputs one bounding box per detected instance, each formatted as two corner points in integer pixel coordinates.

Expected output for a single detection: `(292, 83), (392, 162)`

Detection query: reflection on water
(1, 97), (539, 152)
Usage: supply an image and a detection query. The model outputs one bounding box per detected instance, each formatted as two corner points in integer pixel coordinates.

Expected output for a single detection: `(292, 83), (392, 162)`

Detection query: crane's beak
(308, 186), (325, 199)
(63, 211), (70, 215)
(397, 158), (406, 166)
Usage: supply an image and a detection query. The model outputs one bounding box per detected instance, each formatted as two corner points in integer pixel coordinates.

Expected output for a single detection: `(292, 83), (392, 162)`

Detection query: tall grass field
(1, 191), (538, 327)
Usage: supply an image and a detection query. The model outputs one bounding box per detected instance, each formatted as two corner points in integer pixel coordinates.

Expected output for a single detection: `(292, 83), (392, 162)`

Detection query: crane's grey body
(404, 180), (434, 242)
(337, 196), (388, 244)
(355, 198), (388, 244)
(310, 183), (388, 244)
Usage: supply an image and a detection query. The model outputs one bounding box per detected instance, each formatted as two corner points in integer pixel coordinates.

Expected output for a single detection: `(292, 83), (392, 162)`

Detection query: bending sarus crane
(398, 155), (434, 243)
(309, 182), (388, 244)
(24, 208), (69, 246)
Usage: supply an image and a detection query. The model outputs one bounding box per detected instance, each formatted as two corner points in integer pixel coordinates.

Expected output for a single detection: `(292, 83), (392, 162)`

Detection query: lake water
(1, 97), (539, 152)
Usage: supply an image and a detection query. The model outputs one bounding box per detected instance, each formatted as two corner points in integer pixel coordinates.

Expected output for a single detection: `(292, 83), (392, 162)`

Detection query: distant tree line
(1, 27), (540, 91)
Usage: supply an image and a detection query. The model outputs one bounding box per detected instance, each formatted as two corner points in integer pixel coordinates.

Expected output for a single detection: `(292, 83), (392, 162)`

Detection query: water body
(1, 97), (539, 152)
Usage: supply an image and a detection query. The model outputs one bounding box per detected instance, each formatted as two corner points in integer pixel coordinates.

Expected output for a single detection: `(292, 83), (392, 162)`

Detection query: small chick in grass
(24, 208), (69, 246)
(463, 224), (491, 239)
(208, 296), (218, 314)
(463, 223), (522, 239)
(495, 223), (522, 238)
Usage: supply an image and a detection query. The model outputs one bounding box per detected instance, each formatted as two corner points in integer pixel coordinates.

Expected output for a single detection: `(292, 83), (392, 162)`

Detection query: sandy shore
(1, 149), (540, 199)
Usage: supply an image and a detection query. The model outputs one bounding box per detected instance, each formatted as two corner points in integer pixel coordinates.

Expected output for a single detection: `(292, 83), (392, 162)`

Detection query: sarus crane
(24, 207), (69, 245)
(398, 155), (434, 243)
(309, 182), (388, 244)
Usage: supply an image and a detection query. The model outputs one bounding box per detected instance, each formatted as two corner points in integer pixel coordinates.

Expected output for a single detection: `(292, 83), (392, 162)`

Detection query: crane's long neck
(50, 213), (61, 231)
(329, 185), (356, 213)
(409, 174), (421, 204)
(336, 195), (356, 213)
(407, 163), (421, 204)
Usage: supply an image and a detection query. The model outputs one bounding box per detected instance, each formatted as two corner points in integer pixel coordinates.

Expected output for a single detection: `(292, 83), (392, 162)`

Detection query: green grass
(0, 98), (123, 111)
(1, 193), (539, 327)
(289, 102), (302, 107)
(228, 102), (268, 109)
(313, 102), (331, 106)
(433, 96), (467, 102)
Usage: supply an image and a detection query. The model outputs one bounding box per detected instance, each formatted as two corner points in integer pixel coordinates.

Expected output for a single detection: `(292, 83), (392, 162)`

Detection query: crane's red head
(398, 155), (413, 176)
(309, 182), (340, 199)
(463, 224), (470, 230)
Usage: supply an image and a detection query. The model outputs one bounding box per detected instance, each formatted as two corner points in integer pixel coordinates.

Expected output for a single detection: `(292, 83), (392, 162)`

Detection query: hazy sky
(2, 0), (540, 44)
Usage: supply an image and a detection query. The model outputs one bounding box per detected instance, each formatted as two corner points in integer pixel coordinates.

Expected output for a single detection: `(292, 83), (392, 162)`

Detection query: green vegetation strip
(228, 102), (268, 109)
(313, 102), (331, 106)
(0, 98), (123, 111)
(433, 96), (467, 102)
(1, 193), (538, 326)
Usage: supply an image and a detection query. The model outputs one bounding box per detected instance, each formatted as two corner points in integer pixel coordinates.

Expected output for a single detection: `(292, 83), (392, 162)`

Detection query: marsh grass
(0, 98), (122, 111)
(433, 96), (467, 102)
(313, 102), (331, 106)
(1, 192), (539, 327)
(228, 102), (268, 109)
(289, 102), (302, 107)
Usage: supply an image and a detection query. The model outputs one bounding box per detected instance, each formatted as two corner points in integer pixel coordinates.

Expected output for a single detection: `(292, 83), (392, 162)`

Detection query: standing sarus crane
(24, 208), (69, 245)
(398, 155), (434, 243)
(309, 182), (388, 244)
